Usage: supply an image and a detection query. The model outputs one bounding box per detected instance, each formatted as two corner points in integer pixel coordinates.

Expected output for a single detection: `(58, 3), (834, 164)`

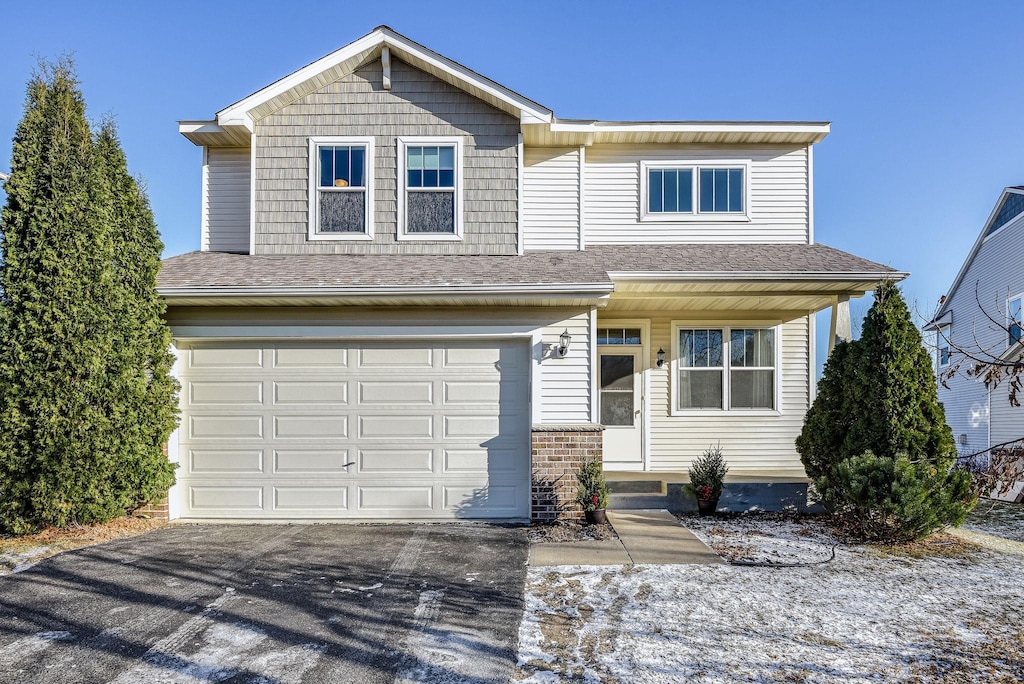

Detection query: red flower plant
(697, 485), (714, 500)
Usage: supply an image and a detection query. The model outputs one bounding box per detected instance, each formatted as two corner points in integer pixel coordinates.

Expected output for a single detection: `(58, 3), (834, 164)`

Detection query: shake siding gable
(204, 148), (251, 253)
(522, 147), (580, 251)
(253, 58), (520, 255)
(939, 210), (1024, 452)
(645, 314), (811, 475)
(583, 144), (809, 244)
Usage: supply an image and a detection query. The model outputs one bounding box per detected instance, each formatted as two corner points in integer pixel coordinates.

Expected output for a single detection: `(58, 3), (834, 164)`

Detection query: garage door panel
(191, 346), (263, 369)
(274, 415), (348, 438)
(273, 450), (352, 473)
(442, 484), (521, 513)
(179, 339), (530, 520)
(190, 415), (264, 439)
(274, 346), (348, 368)
(358, 415), (433, 439)
(190, 486), (264, 511)
(443, 448), (520, 473)
(358, 449), (434, 473)
(273, 381), (349, 405)
(359, 486), (434, 511)
(359, 346), (432, 368)
(273, 487), (348, 511)
(357, 381), (433, 405)
(189, 381), (264, 405)
(190, 449), (265, 474)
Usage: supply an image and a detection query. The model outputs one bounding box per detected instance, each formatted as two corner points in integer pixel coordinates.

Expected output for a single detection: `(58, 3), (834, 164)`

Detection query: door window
(600, 354), (635, 426)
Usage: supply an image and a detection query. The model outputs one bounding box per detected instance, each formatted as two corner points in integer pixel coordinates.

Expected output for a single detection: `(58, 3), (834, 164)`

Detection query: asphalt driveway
(0, 523), (529, 683)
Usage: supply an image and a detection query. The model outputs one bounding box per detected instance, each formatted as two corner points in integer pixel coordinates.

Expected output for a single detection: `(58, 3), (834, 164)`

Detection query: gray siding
(939, 211), (1024, 452)
(254, 58), (520, 255)
(204, 147), (251, 253)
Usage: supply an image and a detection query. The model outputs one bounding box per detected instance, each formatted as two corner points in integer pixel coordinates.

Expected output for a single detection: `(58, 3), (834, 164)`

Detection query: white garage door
(176, 339), (531, 519)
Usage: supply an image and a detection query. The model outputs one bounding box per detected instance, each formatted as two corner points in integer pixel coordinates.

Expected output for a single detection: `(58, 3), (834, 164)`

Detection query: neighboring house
(927, 186), (1024, 500)
(158, 26), (898, 522)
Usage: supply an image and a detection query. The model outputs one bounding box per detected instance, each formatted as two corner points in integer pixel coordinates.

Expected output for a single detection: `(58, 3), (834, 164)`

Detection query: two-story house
(927, 186), (1024, 502)
(159, 26), (899, 522)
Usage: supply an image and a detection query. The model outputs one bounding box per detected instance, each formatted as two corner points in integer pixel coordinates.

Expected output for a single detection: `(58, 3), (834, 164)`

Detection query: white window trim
(669, 321), (782, 417)
(1008, 293), (1023, 348)
(640, 160), (751, 223)
(937, 324), (951, 369)
(307, 136), (375, 241)
(397, 136), (464, 241)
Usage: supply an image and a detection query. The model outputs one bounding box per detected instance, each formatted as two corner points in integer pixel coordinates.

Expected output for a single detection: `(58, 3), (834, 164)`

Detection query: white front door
(599, 348), (643, 468)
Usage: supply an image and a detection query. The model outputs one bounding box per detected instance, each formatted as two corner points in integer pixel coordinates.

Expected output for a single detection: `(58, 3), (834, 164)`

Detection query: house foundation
(531, 425), (604, 521)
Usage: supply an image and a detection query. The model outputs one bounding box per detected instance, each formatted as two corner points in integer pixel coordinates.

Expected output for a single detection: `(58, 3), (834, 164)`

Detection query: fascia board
(606, 271), (907, 282)
(158, 283), (614, 298)
(549, 120), (831, 139)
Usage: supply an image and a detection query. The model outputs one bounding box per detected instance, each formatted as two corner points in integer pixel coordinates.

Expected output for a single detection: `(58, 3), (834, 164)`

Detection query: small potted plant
(576, 457), (610, 524)
(687, 443), (729, 516)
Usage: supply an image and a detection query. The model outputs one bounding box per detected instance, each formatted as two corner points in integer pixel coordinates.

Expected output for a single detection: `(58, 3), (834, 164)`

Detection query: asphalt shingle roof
(157, 243), (898, 290)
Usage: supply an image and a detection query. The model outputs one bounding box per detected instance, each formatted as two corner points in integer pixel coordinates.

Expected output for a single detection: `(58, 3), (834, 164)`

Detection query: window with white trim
(642, 162), (747, 220)
(675, 326), (777, 411)
(308, 137), (374, 239)
(1009, 295), (1023, 346)
(398, 137), (463, 239)
(938, 324), (951, 368)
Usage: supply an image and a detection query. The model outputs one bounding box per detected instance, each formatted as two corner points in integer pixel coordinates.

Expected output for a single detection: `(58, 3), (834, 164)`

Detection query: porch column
(828, 294), (852, 355)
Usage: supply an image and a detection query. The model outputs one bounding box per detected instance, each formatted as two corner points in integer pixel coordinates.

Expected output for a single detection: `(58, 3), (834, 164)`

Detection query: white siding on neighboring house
(643, 314), (812, 475)
(203, 147), (251, 253)
(521, 147), (580, 251)
(583, 145), (809, 245)
(989, 392), (1024, 446)
(539, 311), (591, 423)
(938, 210), (1024, 453)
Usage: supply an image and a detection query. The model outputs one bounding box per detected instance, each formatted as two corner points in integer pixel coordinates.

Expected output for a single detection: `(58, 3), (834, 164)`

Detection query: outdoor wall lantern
(656, 348), (666, 368)
(557, 329), (571, 358)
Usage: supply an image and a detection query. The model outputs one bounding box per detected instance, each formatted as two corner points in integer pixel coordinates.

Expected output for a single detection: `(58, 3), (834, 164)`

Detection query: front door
(599, 349), (643, 468)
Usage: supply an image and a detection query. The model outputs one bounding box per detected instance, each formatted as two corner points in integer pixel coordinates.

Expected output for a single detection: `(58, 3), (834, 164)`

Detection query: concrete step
(607, 479), (664, 494)
(609, 492), (670, 509)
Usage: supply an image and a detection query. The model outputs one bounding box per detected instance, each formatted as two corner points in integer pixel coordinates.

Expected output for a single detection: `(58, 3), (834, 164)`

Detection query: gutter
(606, 271), (909, 282)
(157, 282), (616, 299)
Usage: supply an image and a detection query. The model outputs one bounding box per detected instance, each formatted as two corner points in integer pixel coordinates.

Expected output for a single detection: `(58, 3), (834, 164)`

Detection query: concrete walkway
(529, 509), (722, 566)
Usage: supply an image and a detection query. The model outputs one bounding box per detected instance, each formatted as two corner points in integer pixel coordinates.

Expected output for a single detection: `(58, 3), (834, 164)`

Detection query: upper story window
(398, 137), (463, 240)
(1009, 295), (1023, 346)
(938, 325), (951, 368)
(673, 325), (778, 413)
(641, 161), (748, 222)
(308, 136), (374, 240)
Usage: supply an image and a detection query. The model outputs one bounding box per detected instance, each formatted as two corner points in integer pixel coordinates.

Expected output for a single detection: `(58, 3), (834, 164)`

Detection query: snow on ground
(516, 513), (1024, 683)
(963, 499), (1024, 543)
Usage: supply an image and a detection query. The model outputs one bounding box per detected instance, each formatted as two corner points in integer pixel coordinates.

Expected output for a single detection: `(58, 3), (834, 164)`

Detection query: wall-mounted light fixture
(656, 348), (666, 368)
(557, 328), (571, 358)
(958, 434), (968, 446)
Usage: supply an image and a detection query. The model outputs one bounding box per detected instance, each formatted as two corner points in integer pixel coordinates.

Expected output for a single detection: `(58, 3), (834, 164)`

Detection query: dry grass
(0, 516), (166, 574)
(527, 519), (617, 543)
(871, 531), (982, 559)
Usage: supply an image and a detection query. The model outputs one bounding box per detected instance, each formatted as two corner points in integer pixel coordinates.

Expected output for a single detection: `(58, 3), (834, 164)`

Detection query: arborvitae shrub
(796, 282), (975, 542)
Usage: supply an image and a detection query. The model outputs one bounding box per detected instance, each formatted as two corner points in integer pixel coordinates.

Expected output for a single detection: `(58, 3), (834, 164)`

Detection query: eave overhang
(523, 120), (831, 147)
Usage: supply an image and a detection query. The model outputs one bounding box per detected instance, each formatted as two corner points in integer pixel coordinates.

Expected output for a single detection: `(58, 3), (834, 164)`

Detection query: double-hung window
(398, 137), (463, 240)
(308, 137), (374, 239)
(674, 325), (778, 412)
(1009, 295), (1023, 346)
(938, 325), (952, 368)
(642, 161), (747, 220)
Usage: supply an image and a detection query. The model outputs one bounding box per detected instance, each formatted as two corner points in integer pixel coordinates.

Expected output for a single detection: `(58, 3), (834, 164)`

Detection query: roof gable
(216, 26), (552, 131)
(932, 187), (1024, 323)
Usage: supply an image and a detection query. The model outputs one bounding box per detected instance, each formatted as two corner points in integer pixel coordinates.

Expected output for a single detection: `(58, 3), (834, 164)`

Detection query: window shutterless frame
(1008, 294), (1023, 347)
(397, 136), (464, 241)
(307, 136), (375, 241)
(669, 321), (782, 416)
(937, 324), (952, 368)
(639, 160), (750, 222)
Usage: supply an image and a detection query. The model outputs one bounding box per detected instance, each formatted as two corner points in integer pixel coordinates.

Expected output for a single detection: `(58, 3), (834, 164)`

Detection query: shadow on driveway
(0, 523), (529, 683)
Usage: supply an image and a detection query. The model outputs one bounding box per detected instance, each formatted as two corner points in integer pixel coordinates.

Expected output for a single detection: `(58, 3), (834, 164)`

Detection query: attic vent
(985, 191), (1024, 237)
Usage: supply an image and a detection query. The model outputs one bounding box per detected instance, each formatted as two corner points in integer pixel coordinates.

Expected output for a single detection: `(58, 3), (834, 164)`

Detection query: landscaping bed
(516, 511), (1024, 682)
(527, 519), (617, 544)
(0, 516), (165, 574)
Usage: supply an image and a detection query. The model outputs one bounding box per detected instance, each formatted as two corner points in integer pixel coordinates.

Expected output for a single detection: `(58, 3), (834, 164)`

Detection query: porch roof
(158, 244), (901, 309)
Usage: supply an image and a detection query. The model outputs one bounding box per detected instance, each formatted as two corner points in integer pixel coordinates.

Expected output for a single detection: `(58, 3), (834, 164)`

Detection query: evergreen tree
(796, 282), (975, 542)
(0, 61), (176, 533)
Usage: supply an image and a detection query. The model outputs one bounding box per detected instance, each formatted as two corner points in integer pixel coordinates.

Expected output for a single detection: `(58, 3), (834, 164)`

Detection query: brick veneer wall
(531, 425), (604, 521)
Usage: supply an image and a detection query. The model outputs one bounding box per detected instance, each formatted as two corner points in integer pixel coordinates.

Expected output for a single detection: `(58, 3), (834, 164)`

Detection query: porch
(604, 471), (821, 514)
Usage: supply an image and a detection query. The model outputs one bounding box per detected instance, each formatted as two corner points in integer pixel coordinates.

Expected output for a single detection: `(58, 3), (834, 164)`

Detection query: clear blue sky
(1, 1), (1022, 369)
